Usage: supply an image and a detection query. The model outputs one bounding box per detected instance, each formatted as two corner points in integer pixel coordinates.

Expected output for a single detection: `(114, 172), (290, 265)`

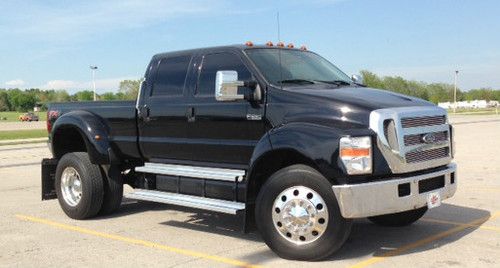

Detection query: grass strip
(0, 129), (48, 140)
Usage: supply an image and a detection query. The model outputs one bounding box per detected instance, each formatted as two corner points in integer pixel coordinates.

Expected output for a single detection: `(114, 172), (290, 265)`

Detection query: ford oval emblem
(422, 133), (437, 144)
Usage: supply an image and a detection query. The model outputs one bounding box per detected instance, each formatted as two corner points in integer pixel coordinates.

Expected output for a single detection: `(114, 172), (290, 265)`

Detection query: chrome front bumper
(332, 163), (457, 218)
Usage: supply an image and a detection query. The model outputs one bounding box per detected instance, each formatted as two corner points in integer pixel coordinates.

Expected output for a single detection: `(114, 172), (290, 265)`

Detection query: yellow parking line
(421, 218), (500, 232)
(16, 214), (261, 268)
(350, 211), (500, 268)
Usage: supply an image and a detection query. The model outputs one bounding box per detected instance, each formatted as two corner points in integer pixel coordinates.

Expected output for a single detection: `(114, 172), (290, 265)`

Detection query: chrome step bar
(135, 162), (245, 182)
(125, 190), (245, 214)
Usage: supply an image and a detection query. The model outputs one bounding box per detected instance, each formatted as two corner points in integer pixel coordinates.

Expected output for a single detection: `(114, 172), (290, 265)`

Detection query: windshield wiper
(277, 79), (316, 85)
(315, 80), (352, 86)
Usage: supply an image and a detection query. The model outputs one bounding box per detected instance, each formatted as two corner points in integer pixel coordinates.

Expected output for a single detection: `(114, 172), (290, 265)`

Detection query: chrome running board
(135, 162), (245, 182)
(125, 189), (245, 215)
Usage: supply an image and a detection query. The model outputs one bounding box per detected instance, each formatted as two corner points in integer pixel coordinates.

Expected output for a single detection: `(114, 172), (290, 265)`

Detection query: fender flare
(245, 123), (348, 201)
(51, 110), (115, 164)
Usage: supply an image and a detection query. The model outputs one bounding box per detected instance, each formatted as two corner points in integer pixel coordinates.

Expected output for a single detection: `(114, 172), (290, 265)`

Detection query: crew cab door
(138, 55), (194, 161)
(185, 52), (265, 165)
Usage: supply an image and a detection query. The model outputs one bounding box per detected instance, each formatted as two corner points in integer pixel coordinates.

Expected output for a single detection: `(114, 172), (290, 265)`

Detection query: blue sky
(1, 0), (499, 93)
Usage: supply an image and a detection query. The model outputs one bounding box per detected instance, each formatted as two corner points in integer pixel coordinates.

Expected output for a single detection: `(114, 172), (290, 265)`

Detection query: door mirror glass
(215, 70), (246, 101)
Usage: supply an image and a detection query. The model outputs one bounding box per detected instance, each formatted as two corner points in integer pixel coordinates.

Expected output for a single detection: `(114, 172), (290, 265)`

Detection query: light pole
(453, 70), (459, 113)
(90, 66), (98, 101)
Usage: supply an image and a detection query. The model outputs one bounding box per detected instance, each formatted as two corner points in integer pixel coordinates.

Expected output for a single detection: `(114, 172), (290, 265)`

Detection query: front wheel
(368, 207), (428, 227)
(255, 164), (352, 261)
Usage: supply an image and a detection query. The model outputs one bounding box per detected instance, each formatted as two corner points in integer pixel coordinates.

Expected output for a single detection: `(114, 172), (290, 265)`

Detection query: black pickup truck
(42, 43), (457, 260)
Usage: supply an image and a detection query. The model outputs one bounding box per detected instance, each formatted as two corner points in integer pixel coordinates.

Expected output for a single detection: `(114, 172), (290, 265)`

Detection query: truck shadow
(100, 201), (490, 264)
(327, 204), (491, 261)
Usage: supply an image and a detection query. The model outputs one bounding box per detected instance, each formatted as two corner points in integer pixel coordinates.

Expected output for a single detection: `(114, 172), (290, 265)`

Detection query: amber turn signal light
(340, 148), (370, 157)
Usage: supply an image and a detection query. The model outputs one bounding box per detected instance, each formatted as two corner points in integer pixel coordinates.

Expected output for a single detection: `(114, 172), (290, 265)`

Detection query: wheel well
(247, 149), (319, 203)
(52, 127), (87, 159)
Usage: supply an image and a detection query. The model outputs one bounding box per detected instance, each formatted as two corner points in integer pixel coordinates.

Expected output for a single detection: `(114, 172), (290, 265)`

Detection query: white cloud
(1, 0), (225, 41)
(5, 79), (26, 87)
(39, 77), (138, 93)
(42, 80), (77, 89)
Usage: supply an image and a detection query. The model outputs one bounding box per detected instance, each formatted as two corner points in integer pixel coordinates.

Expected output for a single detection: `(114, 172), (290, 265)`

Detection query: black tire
(55, 152), (104, 219)
(368, 207), (428, 227)
(98, 166), (123, 215)
(255, 164), (352, 261)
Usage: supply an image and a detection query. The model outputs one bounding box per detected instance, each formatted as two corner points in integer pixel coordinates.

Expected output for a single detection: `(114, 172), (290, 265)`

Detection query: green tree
(114, 92), (127, 100)
(100, 92), (117, 101)
(0, 90), (11, 111)
(119, 79), (141, 100)
(8, 89), (37, 111)
(53, 90), (71, 102)
(72, 90), (94, 101)
(360, 70), (385, 89)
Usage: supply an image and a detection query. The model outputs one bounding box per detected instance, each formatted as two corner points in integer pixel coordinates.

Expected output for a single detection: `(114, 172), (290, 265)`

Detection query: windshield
(246, 48), (352, 87)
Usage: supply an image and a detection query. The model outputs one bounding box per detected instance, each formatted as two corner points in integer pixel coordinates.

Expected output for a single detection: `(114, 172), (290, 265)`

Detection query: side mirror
(215, 70), (261, 102)
(351, 74), (364, 85)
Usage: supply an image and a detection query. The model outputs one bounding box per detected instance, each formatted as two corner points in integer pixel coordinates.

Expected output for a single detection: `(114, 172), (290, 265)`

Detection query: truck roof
(152, 44), (304, 59)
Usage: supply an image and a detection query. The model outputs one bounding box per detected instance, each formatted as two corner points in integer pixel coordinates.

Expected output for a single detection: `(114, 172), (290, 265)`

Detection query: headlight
(339, 136), (372, 175)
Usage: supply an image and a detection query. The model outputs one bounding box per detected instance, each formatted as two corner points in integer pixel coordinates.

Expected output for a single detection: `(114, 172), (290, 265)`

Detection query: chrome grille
(369, 106), (452, 174)
(406, 147), (450, 163)
(404, 131), (448, 146)
(401, 115), (446, 128)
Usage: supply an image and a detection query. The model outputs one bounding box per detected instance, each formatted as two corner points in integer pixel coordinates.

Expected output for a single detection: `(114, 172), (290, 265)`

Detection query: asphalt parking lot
(1, 115), (499, 267)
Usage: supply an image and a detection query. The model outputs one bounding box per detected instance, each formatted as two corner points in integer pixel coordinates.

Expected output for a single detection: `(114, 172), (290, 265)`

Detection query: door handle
(186, 107), (195, 122)
(142, 105), (151, 122)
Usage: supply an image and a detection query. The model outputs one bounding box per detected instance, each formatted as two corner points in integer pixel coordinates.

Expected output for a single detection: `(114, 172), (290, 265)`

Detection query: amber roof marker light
(276, 42), (285, 47)
(300, 45), (307, 51)
(287, 43), (294, 48)
(245, 41), (254, 47)
(266, 41), (274, 46)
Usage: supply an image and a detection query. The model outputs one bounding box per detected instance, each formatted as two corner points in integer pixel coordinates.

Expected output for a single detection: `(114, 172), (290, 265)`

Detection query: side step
(124, 189), (246, 215)
(135, 162), (245, 182)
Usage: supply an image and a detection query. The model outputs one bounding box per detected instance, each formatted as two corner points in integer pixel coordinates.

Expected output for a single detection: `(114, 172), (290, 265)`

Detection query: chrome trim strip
(332, 163), (457, 218)
(125, 190), (245, 214)
(135, 162), (246, 182)
(402, 124), (449, 136)
(404, 140), (449, 152)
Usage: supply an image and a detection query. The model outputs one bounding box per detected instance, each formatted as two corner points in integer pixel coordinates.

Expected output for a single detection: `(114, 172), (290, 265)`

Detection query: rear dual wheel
(256, 164), (352, 261)
(55, 152), (122, 219)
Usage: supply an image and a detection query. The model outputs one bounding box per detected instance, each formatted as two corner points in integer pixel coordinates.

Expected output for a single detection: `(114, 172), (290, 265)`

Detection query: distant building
(438, 100), (498, 109)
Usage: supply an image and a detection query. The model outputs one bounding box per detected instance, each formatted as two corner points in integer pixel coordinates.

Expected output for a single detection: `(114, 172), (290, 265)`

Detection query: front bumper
(332, 163), (457, 218)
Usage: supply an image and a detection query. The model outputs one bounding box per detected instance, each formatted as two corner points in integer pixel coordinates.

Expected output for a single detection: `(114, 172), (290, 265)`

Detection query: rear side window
(152, 55), (191, 96)
(197, 53), (251, 96)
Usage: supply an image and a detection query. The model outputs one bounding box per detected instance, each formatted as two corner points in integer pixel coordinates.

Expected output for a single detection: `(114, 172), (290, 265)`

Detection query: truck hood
(289, 86), (432, 110)
(267, 85), (435, 130)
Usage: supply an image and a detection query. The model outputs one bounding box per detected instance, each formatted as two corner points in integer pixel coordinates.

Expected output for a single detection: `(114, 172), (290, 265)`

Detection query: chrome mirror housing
(215, 70), (246, 102)
(351, 74), (364, 85)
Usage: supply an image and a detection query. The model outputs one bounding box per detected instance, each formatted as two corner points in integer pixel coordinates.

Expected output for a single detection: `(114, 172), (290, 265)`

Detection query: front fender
(51, 110), (111, 164)
(268, 122), (347, 183)
(268, 122), (389, 184)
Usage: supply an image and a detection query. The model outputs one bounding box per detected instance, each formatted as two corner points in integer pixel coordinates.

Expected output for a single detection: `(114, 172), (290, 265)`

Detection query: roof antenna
(277, 11), (283, 89)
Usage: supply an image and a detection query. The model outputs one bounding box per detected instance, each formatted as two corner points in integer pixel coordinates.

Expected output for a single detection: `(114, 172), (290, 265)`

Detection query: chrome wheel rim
(60, 167), (82, 207)
(272, 186), (329, 245)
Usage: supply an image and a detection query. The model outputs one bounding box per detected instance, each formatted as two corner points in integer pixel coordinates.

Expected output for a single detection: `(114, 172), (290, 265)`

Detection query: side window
(197, 53), (251, 96)
(152, 55), (191, 96)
